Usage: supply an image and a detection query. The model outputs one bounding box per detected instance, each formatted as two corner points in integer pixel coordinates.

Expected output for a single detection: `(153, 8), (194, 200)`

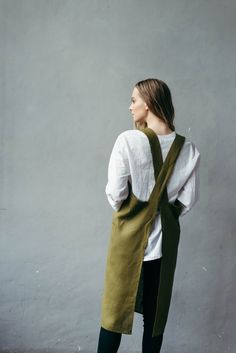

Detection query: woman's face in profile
(129, 87), (148, 124)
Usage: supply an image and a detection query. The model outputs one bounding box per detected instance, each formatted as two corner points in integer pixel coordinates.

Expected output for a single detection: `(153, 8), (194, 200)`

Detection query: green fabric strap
(140, 127), (185, 207)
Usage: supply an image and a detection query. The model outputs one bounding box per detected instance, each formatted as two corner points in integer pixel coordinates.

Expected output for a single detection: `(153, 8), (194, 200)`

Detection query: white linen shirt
(105, 129), (201, 261)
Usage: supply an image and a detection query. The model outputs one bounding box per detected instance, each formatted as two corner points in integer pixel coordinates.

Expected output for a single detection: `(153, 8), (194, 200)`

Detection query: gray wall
(0, 0), (235, 352)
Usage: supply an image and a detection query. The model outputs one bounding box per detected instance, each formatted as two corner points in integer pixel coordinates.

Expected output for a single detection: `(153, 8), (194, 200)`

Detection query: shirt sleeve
(105, 133), (130, 211)
(177, 145), (201, 217)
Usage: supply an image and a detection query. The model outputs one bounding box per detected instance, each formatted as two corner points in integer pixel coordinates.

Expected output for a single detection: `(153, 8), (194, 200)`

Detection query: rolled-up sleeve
(178, 146), (201, 217)
(105, 134), (130, 211)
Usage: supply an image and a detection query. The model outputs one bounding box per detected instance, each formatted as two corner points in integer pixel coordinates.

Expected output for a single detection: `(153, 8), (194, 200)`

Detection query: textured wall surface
(0, 0), (235, 352)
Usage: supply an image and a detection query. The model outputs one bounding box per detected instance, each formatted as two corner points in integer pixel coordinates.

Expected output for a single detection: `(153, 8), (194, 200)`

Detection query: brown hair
(133, 78), (175, 131)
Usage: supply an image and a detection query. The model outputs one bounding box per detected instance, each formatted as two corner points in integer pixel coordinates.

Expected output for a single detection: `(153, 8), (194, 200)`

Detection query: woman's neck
(147, 123), (173, 135)
(145, 112), (173, 135)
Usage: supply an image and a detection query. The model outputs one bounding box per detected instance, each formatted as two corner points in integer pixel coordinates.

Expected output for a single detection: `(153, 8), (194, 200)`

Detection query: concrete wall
(0, 0), (235, 352)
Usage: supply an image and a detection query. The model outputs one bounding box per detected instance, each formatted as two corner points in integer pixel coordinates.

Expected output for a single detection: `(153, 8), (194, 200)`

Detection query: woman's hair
(133, 78), (175, 131)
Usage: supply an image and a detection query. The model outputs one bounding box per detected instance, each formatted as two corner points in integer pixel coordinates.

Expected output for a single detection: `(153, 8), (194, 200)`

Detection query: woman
(96, 78), (201, 353)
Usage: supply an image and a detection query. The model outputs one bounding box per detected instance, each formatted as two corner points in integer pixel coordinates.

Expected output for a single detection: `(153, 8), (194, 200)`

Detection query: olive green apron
(100, 127), (185, 338)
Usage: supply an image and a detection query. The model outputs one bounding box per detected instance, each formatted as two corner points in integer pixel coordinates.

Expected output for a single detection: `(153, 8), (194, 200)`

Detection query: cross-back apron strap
(140, 127), (185, 206)
(154, 132), (185, 208)
(140, 127), (163, 179)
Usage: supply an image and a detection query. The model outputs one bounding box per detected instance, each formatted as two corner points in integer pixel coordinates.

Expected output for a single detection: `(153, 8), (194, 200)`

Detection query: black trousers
(97, 257), (164, 353)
